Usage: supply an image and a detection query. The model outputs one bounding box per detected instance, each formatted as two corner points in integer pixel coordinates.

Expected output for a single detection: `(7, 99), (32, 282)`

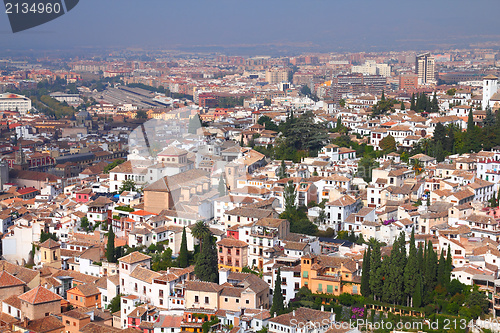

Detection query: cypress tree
(410, 93), (416, 110)
(106, 227), (115, 263)
(424, 241), (438, 296)
(218, 174), (227, 197)
(404, 228), (418, 306)
(400, 101), (405, 111)
(386, 234), (405, 304)
(369, 243), (383, 301)
(278, 160), (288, 179)
(413, 275), (422, 308)
(361, 247), (371, 297)
(381, 254), (392, 303)
(437, 250), (446, 286)
(467, 107), (474, 132)
(284, 180), (296, 212)
(177, 227), (189, 268)
(381, 90), (385, 101)
(188, 114), (201, 134)
(431, 92), (439, 113)
(270, 268), (284, 316)
(194, 232), (219, 283)
(444, 244), (453, 287)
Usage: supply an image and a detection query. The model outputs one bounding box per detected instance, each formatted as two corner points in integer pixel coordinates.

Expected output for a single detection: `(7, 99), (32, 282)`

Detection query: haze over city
(2, 0), (500, 54)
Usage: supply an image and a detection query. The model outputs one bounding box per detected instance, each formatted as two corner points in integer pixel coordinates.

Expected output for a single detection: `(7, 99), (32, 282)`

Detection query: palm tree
(191, 221), (210, 251)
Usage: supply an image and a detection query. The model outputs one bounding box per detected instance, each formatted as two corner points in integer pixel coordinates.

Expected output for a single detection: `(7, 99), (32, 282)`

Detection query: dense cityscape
(0, 46), (498, 333)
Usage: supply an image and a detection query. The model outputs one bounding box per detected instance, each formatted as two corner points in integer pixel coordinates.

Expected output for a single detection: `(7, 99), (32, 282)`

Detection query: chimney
(292, 310), (295, 317)
(23, 317), (28, 327)
(321, 305), (324, 312)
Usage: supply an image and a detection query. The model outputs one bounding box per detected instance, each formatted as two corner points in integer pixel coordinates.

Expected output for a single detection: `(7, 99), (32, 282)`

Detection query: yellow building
(300, 254), (360, 296)
(39, 239), (61, 269)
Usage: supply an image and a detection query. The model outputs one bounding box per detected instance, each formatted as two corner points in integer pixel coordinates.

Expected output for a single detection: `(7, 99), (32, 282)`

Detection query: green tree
(188, 114), (202, 134)
(270, 268), (284, 316)
(80, 217), (89, 231)
(191, 221), (210, 252)
(386, 232), (406, 304)
(357, 157), (379, 183)
(381, 90), (385, 101)
(218, 174), (227, 197)
(264, 98), (271, 106)
(467, 107), (474, 132)
(410, 93), (416, 110)
(466, 287), (489, 316)
(177, 227), (189, 268)
(400, 101), (405, 110)
(380, 135), (396, 152)
(404, 228), (419, 306)
(437, 250), (446, 287)
(194, 232), (219, 283)
(369, 243), (383, 301)
(431, 92), (439, 113)
(361, 247), (371, 297)
(135, 110), (148, 119)
(106, 227), (115, 263)
(284, 111), (328, 154)
(119, 179), (136, 193)
(483, 105), (495, 128)
(104, 159), (125, 174)
(284, 180), (296, 212)
(108, 294), (121, 313)
(413, 276), (422, 308)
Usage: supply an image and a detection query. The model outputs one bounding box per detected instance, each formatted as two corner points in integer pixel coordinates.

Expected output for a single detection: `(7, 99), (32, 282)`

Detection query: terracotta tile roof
(217, 237), (248, 248)
(119, 251), (151, 264)
(0, 271), (25, 288)
(70, 283), (100, 297)
(269, 307), (332, 326)
(0, 261), (39, 284)
(19, 315), (64, 332)
(284, 241), (308, 251)
(18, 286), (62, 305)
(161, 315), (183, 328)
(2, 295), (20, 309)
(130, 265), (162, 284)
(186, 281), (222, 293)
(62, 308), (91, 320)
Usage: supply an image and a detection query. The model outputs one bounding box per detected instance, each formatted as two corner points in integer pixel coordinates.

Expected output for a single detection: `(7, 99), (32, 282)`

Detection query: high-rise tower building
(415, 53), (435, 84)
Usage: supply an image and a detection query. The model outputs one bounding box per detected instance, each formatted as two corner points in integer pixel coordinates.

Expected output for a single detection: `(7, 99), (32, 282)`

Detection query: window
(327, 285), (333, 293)
(205, 297), (209, 304)
(318, 283), (322, 292)
(195, 296), (199, 303)
(303, 271), (308, 278)
(225, 298), (228, 302)
(236, 299), (239, 303)
(246, 300), (250, 304)
(352, 285), (358, 294)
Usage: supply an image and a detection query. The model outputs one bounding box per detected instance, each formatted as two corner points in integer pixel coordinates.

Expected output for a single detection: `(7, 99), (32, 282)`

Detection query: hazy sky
(1, 0), (500, 53)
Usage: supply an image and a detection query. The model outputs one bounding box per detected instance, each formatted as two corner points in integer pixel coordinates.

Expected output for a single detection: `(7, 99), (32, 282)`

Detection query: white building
(0, 93), (31, 115)
(482, 75), (499, 110)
